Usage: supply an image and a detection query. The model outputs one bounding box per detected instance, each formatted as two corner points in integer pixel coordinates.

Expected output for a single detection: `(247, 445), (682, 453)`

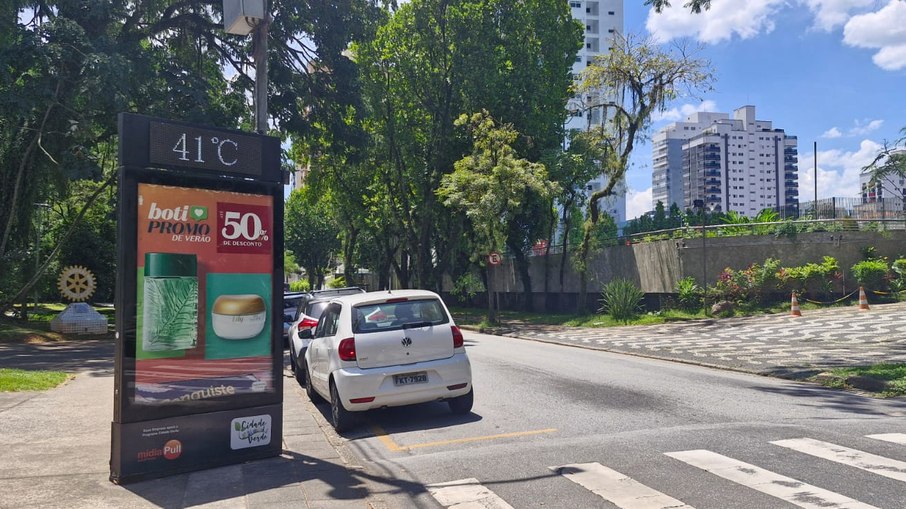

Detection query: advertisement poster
(135, 183), (274, 405)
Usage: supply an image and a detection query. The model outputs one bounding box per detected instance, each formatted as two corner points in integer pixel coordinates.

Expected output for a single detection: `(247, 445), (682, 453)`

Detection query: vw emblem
(401, 336), (412, 347)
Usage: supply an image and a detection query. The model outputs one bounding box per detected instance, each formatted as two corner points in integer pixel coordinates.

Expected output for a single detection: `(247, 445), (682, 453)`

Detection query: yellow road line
(371, 426), (557, 452)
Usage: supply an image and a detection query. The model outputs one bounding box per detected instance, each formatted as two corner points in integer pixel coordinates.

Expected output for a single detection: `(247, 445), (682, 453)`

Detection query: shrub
(288, 280), (310, 292)
(600, 279), (644, 321)
(890, 259), (906, 293)
(327, 276), (347, 289)
(851, 259), (889, 291)
(451, 272), (485, 301)
(675, 276), (703, 311)
(783, 256), (840, 299)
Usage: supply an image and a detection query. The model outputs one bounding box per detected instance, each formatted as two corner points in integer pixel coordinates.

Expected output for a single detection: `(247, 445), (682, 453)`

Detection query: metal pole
(813, 141), (818, 219)
(33, 203), (49, 313)
(253, 2), (269, 134)
(702, 210), (707, 314)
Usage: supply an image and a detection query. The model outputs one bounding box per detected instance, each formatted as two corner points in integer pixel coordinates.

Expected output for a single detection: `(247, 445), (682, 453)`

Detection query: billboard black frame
(111, 113), (284, 483)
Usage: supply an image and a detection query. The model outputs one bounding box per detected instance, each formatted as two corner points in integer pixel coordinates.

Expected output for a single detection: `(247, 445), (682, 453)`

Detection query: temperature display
(149, 121), (262, 176)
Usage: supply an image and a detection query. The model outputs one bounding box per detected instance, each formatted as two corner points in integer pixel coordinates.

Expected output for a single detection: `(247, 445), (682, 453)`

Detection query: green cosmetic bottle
(142, 253), (198, 352)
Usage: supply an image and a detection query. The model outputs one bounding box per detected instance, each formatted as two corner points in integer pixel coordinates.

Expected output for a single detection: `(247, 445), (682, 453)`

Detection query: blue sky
(622, 0), (906, 219)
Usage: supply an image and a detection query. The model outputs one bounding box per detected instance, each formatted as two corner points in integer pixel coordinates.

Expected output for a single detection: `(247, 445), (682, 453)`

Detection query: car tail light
(300, 317), (319, 329)
(447, 383), (468, 391)
(338, 337), (357, 361)
(386, 297), (408, 303)
(349, 396), (375, 404)
(451, 326), (464, 348)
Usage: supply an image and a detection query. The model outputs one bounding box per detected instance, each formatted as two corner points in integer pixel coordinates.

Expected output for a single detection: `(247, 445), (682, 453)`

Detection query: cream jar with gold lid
(211, 294), (267, 340)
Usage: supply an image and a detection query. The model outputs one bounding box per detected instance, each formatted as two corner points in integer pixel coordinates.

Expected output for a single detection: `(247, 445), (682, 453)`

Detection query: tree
(645, 0), (711, 13)
(352, 0), (580, 291)
(284, 188), (341, 289)
(437, 111), (558, 323)
(864, 127), (906, 189)
(572, 33), (714, 312)
(1, 0), (377, 313)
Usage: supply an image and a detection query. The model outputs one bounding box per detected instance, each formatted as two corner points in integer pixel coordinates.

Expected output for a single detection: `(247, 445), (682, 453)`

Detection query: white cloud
(820, 119), (883, 139)
(646, 0), (906, 72)
(843, 0), (906, 70)
(802, 0), (874, 31)
(798, 139), (882, 199)
(651, 100), (719, 123)
(626, 187), (654, 220)
(849, 119), (884, 136)
(646, 0), (785, 44)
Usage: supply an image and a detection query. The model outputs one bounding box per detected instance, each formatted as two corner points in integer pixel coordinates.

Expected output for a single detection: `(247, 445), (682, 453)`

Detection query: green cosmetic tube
(142, 253), (198, 352)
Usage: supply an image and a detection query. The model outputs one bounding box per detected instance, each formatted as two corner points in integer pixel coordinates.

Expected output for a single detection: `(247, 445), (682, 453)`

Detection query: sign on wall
(111, 113), (283, 483)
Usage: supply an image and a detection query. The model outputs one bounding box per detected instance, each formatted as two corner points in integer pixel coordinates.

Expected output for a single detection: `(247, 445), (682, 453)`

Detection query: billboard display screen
(134, 183), (274, 405)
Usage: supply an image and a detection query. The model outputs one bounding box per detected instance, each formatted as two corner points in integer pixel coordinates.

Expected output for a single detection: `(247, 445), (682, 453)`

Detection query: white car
(300, 290), (473, 432)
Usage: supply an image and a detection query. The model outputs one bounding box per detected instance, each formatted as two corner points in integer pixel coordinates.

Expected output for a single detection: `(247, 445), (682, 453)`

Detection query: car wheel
(448, 388), (474, 415)
(304, 362), (323, 404)
(293, 352), (306, 387)
(330, 381), (355, 432)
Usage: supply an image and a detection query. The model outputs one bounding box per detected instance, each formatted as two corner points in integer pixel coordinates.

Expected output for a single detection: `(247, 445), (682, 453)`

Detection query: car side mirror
(298, 329), (313, 340)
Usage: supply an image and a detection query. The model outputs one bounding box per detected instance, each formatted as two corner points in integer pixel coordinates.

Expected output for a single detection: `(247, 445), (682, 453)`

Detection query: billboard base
(110, 403), (282, 484)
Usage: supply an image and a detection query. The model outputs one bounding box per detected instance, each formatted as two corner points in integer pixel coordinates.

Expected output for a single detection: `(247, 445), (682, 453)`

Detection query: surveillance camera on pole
(223, 0), (269, 134)
(223, 0), (264, 36)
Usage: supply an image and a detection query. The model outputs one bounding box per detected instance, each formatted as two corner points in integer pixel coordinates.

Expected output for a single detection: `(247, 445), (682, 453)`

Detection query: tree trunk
(0, 171), (116, 316)
(508, 244), (533, 312)
(0, 82), (61, 264)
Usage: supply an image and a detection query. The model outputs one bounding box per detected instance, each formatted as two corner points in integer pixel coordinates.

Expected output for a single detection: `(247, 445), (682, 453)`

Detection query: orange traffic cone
(790, 291), (802, 316)
(858, 286), (870, 310)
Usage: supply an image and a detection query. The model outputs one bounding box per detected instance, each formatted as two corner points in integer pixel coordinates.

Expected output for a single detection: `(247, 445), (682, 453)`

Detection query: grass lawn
(0, 368), (71, 391)
(811, 364), (906, 398)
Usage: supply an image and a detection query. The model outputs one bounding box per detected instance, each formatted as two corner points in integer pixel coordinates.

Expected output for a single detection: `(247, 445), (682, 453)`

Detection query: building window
(608, 11), (615, 15)
(570, 1), (581, 7)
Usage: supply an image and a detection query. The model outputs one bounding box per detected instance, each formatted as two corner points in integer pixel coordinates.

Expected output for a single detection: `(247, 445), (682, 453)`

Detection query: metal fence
(774, 197), (906, 221)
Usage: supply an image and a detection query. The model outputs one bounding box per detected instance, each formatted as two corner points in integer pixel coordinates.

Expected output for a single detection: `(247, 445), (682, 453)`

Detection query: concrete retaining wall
(468, 230), (906, 311)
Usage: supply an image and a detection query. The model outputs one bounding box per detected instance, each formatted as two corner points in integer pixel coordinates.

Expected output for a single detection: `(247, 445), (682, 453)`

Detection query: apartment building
(566, 0), (626, 224)
(651, 105), (799, 217)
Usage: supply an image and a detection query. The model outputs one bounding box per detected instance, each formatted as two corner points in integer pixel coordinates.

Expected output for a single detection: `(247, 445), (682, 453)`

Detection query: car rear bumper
(332, 353), (472, 411)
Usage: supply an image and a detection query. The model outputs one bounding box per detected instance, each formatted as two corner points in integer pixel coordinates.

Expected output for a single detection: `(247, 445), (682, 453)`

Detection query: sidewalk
(0, 341), (418, 509)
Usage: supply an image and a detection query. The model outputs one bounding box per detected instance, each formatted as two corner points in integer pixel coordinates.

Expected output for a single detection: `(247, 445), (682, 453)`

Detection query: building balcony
(705, 170), (721, 177)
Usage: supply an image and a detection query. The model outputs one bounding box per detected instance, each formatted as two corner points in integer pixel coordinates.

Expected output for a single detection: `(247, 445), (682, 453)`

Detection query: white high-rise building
(651, 105), (799, 217)
(566, 0), (625, 224)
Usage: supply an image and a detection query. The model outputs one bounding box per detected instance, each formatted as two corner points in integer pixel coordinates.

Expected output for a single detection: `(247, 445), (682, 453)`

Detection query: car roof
(330, 289), (442, 307)
(310, 287), (366, 296)
(303, 296), (335, 308)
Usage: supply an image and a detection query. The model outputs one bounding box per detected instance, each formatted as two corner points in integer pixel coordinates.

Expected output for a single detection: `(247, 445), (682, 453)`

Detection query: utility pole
(253, 2), (269, 134)
(223, 0), (268, 132)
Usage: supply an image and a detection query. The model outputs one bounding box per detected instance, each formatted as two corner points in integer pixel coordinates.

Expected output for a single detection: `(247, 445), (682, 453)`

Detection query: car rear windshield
(304, 301), (330, 320)
(352, 299), (449, 333)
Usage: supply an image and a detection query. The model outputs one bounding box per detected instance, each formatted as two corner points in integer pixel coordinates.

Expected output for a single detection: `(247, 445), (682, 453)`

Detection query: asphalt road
(327, 331), (906, 509)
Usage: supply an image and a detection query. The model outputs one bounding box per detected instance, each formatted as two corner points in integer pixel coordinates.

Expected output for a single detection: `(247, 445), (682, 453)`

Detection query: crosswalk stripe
(866, 433), (906, 445)
(426, 478), (514, 509)
(665, 450), (878, 509)
(771, 437), (906, 483)
(551, 462), (694, 509)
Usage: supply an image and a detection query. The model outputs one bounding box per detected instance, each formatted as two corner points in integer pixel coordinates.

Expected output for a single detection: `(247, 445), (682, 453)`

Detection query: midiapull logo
(401, 336), (412, 347)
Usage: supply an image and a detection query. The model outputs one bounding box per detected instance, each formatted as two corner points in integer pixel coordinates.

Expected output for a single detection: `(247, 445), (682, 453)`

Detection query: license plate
(393, 372), (428, 386)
